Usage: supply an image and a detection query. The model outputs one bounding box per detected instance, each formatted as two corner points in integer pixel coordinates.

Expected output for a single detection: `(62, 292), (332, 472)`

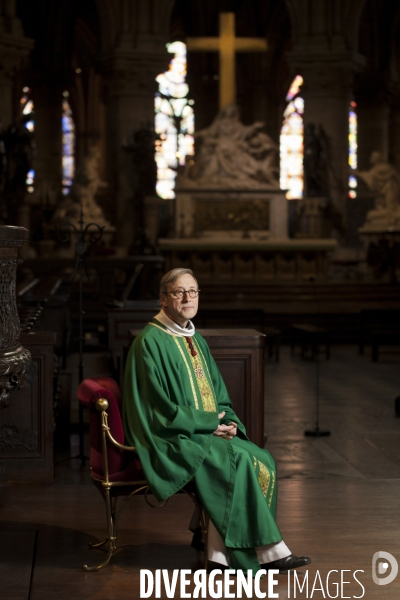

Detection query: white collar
(154, 310), (195, 337)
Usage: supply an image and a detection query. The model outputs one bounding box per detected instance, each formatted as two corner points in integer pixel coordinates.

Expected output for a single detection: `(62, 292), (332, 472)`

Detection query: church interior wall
(1, 0), (400, 287)
(0, 8), (399, 581)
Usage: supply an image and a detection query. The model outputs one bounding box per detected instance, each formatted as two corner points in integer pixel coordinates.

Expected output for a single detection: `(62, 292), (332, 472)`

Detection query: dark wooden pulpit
(0, 331), (56, 483)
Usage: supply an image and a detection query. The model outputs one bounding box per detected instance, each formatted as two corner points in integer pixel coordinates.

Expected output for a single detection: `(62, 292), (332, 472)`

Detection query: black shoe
(262, 554), (311, 572)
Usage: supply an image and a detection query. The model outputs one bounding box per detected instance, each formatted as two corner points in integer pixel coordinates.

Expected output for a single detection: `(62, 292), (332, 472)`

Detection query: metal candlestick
(57, 207), (104, 463)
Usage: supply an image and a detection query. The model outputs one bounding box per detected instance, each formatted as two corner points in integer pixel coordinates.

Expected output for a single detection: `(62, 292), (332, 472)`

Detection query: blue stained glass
(280, 77), (304, 199)
(20, 89), (35, 192)
(155, 42), (194, 200)
(348, 102), (357, 198)
(62, 96), (75, 195)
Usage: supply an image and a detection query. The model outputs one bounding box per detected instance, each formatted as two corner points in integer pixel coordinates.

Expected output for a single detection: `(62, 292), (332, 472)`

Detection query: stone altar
(175, 187), (288, 240)
(163, 104), (336, 279)
(175, 104), (287, 239)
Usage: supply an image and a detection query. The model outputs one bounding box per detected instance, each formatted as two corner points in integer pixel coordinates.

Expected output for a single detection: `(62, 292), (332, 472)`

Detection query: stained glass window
(155, 41), (194, 200)
(62, 92), (75, 195)
(348, 101), (357, 199)
(280, 75), (304, 199)
(20, 87), (35, 193)
(20, 88), (76, 196)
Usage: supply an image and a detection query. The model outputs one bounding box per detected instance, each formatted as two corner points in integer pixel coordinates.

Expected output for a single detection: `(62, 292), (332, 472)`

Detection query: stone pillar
(101, 43), (170, 251)
(32, 80), (64, 204)
(355, 74), (393, 168)
(0, 0), (33, 128)
(284, 0), (366, 238)
(390, 98), (400, 172)
(0, 225), (31, 408)
(288, 54), (363, 233)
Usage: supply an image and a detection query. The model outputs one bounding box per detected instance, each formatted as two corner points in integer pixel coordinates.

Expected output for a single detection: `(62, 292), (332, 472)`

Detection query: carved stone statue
(180, 104), (279, 189)
(53, 143), (113, 230)
(352, 151), (400, 228)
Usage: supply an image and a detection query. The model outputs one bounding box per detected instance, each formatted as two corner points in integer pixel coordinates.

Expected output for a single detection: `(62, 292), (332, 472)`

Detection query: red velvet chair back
(77, 377), (125, 479)
(77, 376), (143, 483)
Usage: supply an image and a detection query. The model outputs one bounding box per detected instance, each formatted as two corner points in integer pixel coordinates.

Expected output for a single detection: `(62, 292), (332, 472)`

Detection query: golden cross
(186, 12), (268, 110)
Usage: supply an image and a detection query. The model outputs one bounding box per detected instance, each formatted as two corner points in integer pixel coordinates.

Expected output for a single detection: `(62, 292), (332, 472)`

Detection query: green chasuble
(123, 319), (282, 574)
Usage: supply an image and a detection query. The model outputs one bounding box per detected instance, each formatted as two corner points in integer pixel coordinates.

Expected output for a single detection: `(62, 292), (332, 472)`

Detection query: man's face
(160, 273), (199, 327)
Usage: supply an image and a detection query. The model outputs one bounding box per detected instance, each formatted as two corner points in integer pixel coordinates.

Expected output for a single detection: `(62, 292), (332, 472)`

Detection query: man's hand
(213, 412), (237, 440)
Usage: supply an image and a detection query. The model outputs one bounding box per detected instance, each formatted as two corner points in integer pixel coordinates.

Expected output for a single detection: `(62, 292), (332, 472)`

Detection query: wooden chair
(77, 376), (208, 571)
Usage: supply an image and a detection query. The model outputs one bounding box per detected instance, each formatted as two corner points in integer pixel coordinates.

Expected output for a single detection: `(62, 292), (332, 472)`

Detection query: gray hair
(160, 268), (198, 295)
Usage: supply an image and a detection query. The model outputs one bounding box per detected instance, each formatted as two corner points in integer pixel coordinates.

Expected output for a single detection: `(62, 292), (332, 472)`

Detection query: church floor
(1, 346), (400, 599)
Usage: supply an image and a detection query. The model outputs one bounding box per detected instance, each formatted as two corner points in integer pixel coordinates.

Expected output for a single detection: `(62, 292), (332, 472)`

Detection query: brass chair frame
(83, 397), (208, 572)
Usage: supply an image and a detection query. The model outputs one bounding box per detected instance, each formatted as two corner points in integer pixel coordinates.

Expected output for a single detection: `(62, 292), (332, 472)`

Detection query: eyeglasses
(165, 288), (201, 299)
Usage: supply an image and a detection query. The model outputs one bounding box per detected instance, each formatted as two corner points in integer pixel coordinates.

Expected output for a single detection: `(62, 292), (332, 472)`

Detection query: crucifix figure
(186, 12), (268, 110)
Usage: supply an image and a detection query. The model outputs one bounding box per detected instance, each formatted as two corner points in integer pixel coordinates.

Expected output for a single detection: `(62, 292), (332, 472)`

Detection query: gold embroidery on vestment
(172, 337), (199, 409)
(268, 470), (275, 508)
(253, 456), (270, 499)
(184, 339), (216, 412)
(192, 338), (217, 412)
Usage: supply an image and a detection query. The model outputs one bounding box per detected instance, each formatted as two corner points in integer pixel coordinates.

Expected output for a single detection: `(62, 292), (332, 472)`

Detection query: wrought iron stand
(58, 208), (104, 463)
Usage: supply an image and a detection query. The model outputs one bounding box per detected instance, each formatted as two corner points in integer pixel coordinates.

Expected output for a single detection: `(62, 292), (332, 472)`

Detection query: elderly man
(123, 268), (310, 575)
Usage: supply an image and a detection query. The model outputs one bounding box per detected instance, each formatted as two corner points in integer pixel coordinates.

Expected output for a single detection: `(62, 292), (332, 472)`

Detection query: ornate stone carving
(194, 199), (270, 232)
(0, 8), (34, 79)
(53, 143), (114, 234)
(353, 152), (400, 230)
(0, 225), (31, 409)
(286, 52), (365, 99)
(100, 47), (171, 98)
(179, 104), (279, 189)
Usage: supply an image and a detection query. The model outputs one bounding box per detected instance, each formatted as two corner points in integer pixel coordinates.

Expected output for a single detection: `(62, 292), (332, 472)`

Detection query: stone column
(288, 53), (363, 233)
(32, 80), (64, 204)
(390, 97), (400, 172)
(101, 42), (170, 251)
(284, 0), (366, 237)
(355, 74), (393, 168)
(0, 0), (33, 128)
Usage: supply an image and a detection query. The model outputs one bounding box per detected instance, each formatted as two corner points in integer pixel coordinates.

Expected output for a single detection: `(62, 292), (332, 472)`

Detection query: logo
(372, 551), (398, 586)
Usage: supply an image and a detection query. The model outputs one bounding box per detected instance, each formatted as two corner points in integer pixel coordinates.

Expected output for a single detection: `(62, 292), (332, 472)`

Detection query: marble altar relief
(179, 104), (279, 189)
(352, 151), (400, 230)
(194, 198), (270, 233)
(175, 190), (287, 239)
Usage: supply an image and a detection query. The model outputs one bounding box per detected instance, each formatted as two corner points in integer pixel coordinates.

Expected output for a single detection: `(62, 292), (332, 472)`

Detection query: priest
(123, 267), (311, 575)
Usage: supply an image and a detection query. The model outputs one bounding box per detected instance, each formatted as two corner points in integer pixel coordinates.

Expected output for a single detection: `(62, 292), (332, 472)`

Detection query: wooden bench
(290, 323), (330, 360)
(359, 309), (400, 359)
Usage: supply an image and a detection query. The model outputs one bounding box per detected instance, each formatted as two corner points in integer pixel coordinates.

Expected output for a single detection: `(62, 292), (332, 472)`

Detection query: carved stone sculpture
(353, 152), (400, 229)
(0, 225), (31, 409)
(53, 143), (113, 230)
(179, 104), (279, 189)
